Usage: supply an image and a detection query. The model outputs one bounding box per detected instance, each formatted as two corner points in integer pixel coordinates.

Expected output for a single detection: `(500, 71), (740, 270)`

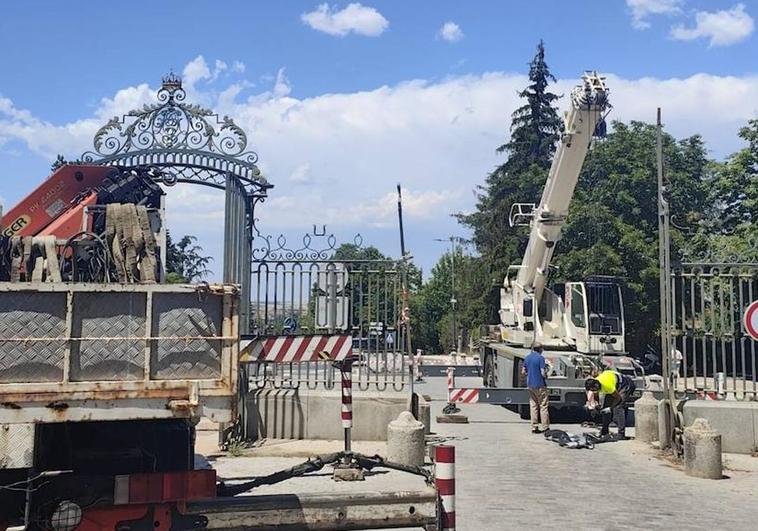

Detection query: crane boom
(500, 72), (614, 352)
(516, 72), (609, 304)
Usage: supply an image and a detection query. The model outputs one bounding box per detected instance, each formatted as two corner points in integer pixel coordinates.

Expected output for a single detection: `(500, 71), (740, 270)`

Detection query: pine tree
(497, 40), (562, 172)
(458, 40), (562, 320)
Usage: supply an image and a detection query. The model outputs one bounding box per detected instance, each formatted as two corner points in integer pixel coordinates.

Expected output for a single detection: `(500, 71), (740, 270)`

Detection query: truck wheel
(519, 404), (530, 420)
(483, 356), (495, 387)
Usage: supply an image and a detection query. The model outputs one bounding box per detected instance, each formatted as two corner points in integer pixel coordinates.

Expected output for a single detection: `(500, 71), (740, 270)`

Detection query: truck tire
(482, 355), (495, 387)
(519, 404), (530, 420)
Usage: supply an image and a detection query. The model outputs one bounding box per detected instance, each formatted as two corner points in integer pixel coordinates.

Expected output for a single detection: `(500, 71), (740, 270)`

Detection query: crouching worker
(584, 370), (636, 439)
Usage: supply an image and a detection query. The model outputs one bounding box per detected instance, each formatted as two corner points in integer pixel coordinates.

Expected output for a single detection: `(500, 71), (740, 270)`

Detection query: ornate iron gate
(78, 72), (270, 334)
(243, 228), (409, 392)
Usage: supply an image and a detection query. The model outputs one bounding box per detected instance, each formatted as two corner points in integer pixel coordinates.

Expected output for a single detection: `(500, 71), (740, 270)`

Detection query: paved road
(418, 375), (758, 530)
(208, 375), (758, 530)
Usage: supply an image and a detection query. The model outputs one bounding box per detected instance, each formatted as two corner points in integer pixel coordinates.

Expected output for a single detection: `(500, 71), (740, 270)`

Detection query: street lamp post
(435, 236), (461, 354)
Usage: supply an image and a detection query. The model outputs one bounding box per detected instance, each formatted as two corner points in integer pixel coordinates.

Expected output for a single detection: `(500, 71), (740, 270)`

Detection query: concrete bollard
(635, 392), (659, 444)
(684, 418), (723, 479)
(387, 411), (425, 467)
(418, 399), (431, 436)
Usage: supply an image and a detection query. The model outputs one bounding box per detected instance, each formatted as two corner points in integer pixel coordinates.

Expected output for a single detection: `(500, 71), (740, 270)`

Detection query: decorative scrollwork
(81, 72), (267, 192)
(679, 232), (758, 264)
(252, 224), (365, 262)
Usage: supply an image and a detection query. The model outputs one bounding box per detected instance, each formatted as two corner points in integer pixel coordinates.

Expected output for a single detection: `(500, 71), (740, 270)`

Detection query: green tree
(709, 119), (758, 232)
(690, 120), (758, 262)
(458, 40), (563, 321)
(451, 38), (716, 355)
(165, 232), (213, 283)
(552, 121), (710, 350)
(411, 245), (490, 353)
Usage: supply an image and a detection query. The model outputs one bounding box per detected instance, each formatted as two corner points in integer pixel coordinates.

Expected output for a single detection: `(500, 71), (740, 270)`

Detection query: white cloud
(3, 61), (758, 272)
(181, 56), (246, 91)
(289, 162), (313, 184)
(626, 0), (682, 29)
(182, 56), (212, 89)
(671, 3), (754, 47)
(439, 21), (464, 42)
(301, 3), (389, 37)
(272, 68), (292, 98)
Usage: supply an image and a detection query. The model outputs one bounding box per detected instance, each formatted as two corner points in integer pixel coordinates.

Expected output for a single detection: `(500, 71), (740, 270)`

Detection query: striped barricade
(240, 334), (353, 363)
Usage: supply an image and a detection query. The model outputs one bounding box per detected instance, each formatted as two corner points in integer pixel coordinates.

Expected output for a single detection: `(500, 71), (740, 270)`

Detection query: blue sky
(1, 1), (757, 276)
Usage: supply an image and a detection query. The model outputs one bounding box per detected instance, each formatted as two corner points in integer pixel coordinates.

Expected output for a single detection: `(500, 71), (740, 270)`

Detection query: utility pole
(397, 185), (417, 418)
(435, 236), (461, 354)
(657, 108), (677, 452)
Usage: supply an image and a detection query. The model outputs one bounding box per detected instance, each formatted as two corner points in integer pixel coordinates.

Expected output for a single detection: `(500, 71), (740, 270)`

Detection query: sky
(1, 0), (757, 277)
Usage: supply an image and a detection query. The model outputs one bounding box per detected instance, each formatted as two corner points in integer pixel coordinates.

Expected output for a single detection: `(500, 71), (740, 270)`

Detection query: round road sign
(743, 300), (758, 341)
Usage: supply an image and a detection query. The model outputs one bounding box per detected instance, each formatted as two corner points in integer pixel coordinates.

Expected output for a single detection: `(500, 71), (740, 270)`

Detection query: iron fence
(243, 233), (410, 391)
(670, 264), (758, 399)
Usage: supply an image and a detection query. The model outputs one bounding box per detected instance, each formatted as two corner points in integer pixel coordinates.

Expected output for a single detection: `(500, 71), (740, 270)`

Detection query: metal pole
(397, 185), (416, 413)
(397, 184), (407, 258)
(327, 264), (337, 334)
(450, 237), (457, 354)
(341, 357), (354, 456)
(657, 108), (676, 450)
(158, 194), (167, 282)
(657, 109), (672, 383)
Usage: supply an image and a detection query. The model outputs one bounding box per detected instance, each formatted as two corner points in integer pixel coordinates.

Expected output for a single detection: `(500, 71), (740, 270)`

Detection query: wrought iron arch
(79, 72), (273, 334)
(81, 72), (272, 196)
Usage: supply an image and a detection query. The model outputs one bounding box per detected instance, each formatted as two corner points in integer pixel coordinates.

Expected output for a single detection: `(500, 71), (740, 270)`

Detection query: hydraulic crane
(499, 71), (625, 356)
(470, 72), (648, 415)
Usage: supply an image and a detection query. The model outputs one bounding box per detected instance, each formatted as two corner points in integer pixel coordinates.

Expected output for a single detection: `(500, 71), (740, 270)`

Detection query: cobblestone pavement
(205, 375), (758, 531)
(423, 376), (758, 531)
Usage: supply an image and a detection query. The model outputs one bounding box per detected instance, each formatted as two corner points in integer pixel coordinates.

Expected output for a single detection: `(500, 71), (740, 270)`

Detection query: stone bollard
(387, 411), (425, 467)
(684, 418), (723, 479)
(418, 400), (432, 436)
(635, 392), (659, 444)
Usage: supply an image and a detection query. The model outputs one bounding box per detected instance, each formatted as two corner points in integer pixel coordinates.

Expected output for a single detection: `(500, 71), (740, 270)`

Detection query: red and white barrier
(450, 388), (479, 403)
(696, 391), (719, 400)
(435, 445), (456, 531)
(240, 334), (353, 363)
(446, 367), (455, 403)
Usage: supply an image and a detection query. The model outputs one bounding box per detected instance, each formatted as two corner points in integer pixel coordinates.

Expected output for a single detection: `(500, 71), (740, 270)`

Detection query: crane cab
(500, 275), (626, 355)
(559, 277), (625, 354)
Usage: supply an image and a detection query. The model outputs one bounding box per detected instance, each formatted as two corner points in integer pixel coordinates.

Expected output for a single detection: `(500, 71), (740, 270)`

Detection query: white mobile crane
(475, 72), (645, 412)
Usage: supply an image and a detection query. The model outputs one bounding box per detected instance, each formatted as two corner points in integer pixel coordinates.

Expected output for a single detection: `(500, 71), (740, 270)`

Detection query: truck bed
(0, 282), (239, 424)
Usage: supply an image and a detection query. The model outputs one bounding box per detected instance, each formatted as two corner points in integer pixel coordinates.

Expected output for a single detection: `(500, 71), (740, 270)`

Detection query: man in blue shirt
(522, 341), (550, 433)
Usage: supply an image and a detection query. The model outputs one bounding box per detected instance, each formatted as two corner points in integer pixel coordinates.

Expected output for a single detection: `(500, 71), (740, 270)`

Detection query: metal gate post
(327, 264), (337, 334)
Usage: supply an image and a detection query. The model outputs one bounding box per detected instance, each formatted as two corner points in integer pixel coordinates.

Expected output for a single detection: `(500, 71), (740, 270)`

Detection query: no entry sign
(744, 300), (758, 341)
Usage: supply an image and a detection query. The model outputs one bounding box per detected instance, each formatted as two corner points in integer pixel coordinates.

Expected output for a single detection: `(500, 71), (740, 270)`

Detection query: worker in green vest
(584, 369), (636, 439)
